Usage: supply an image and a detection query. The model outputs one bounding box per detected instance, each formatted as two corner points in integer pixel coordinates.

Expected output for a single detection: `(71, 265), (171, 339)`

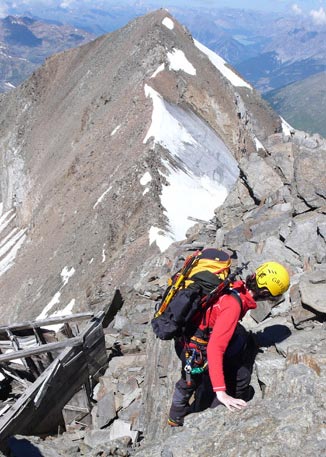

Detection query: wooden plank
(0, 336), (83, 363)
(0, 346), (86, 444)
(33, 359), (61, 407)
(63, 323), (74, 338)
(33, 327), (54, 365)
(6, 329), (39, 379)
(0, 312), (94, 333)
(63, 404), (89, 413)
(0, 314), (107, 451)
(62, 383), (92, 426)
(0, 366), (30, 387)
(0, 342), (14, 349)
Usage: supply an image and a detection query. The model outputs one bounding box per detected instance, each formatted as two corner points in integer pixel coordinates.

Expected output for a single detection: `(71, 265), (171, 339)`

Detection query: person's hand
(216, 391), (247, 411)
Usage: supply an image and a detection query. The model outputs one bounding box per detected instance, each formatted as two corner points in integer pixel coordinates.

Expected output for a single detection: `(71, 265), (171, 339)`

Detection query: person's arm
(207, 295), (247, 411)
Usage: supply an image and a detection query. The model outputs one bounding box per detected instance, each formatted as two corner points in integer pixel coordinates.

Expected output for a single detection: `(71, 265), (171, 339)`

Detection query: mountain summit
(0, 9), (278, 321)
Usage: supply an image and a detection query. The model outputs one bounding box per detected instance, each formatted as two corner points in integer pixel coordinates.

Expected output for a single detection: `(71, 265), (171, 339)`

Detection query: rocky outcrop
(7, 127), (325, 457)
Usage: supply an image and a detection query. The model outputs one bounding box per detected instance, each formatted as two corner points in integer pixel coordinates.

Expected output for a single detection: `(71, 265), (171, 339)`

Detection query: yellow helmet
(255, 262), (290, 296)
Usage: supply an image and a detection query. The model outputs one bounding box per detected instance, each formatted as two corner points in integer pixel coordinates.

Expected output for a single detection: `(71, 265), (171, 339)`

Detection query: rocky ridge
(0, 9), (325, 457)
(6, 121), (326, 457)
(0, 9), (279, 323)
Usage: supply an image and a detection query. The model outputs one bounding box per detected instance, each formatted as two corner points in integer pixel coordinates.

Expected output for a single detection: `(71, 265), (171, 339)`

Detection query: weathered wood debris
(0, 311), (109, 453)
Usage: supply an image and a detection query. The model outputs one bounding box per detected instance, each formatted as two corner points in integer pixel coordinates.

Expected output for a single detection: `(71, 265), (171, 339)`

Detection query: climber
(168, 261), (290, 427)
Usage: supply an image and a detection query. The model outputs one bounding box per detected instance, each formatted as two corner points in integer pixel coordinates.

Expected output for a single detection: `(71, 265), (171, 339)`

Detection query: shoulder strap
(192, 288), (243, 342)
(228, 289), (243, 313)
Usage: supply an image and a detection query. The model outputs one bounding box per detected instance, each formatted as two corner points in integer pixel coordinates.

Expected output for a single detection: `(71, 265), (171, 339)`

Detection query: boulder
(109, 419), (138, 443)
(284, 213), (326, 262)
(299, 270), (326, 314)
(239, 153), (284, 202)
(92, 390), (117, 429)
(294, 147), (326, 209)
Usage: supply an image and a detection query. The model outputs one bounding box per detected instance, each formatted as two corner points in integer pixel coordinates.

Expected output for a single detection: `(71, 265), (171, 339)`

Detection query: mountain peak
(0, 9), (279, 321)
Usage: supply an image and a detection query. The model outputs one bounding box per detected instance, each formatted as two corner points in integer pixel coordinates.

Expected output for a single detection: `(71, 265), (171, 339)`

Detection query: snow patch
(254, 137), (265, 151)
(151, 63), (165, 79)
(161, 160), (227, 241)
(94, 186), (112, 208)
(0, 229), (27, 277)
(36, 266), (75, 321)
(140, 171), (152, 186)
(37, 292), (61, 321)
(61, 266), (75, 286)
(194, 39), (252, 89)
(143, 85), (196, 149)
(281, 117), (295, 136)
(42, 299), (76, 332)
(4, 82), (15, 89)
(149, 226), (174, 252)
(111, 125), (121, 136)
(167, 48), (196, 76)
(0, 209), (15, 235)
(143, 85), (239, 252)
(162, 17), (174, 30)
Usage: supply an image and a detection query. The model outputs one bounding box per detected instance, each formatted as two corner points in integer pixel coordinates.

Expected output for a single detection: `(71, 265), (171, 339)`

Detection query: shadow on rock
(7, 437), (44, 457)
(253, 324), (292, 348)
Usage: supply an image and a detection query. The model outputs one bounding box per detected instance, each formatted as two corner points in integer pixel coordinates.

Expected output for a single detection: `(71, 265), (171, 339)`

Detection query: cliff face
(0, 9), (325, 457)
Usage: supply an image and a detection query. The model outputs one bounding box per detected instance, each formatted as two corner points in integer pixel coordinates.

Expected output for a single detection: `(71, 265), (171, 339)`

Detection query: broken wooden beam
(0, 312), (94, 333)
(0, 336), (83, 363)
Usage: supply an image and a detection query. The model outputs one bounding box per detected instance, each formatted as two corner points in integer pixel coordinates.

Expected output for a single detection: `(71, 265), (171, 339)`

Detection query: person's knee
(237, 366), (251, 386)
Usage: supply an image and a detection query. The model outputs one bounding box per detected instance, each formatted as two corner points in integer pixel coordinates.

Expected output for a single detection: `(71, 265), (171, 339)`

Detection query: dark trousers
(168, 333), (255, 425)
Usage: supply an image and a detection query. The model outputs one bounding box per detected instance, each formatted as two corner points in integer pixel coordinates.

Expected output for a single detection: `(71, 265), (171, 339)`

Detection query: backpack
(151, 248), (233, 340)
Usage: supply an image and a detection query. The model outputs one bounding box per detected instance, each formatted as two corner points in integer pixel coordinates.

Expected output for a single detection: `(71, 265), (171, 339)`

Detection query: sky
(0, 0), (326, 23)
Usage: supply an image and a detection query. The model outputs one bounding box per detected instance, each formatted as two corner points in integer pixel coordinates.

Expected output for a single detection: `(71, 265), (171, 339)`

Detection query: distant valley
(0, 15), (94, 92)
(0, 5), (325, 136)
(264, 72), (326, 138)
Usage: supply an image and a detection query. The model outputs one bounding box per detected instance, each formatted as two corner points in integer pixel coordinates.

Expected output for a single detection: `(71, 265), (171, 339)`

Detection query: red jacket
(199, 280), (257, 392)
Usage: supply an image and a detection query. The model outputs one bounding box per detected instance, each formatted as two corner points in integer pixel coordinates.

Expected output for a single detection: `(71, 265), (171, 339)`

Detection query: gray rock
(118, 397), (143, 430)
(299, 270), (326, 314)
(254, 351), (286, 388)
(105, 354), (147, 379)
(250, 301), (272, 323)
(92, 390), (117, 429)
(268, 142), (295, 183)
(275, 326), (325, 356)
(240, 153), (284, 201)
(285, 213), (325, 261)
(237, 236), (301, 271)
(84, 429), (112, 448)
(109, 419), (138, 443)
(114, 315), (130, 331)
(289, 283), (317, 327)
(251, 316), (292, 348)
(294, 147), (326, 209)
(270, 296), (291, 317)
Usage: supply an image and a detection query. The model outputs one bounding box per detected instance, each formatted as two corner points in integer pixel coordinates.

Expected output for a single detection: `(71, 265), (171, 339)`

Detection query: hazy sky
(0, 0), (326, 24)
(151, 0), (325, 13)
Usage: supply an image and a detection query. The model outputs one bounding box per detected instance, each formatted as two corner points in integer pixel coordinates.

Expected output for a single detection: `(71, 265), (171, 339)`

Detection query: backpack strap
(189, 270), (222, 295)
(191, 287), (243, 343)
(228, 288), (243, 314)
